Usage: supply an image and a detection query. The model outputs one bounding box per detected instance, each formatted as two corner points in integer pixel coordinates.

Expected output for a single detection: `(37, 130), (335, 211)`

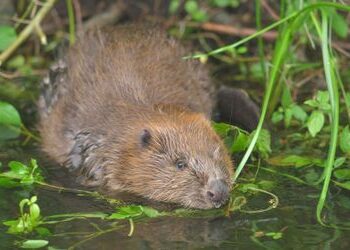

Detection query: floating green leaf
(108, 205), (143, 219)
(20, 240), (48, 249)
(142, 206), (162, 218)
(108, 205), (164, 220)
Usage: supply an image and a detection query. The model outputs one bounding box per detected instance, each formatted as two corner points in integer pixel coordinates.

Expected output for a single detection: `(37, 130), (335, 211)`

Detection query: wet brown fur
(39, 24), (234, 209)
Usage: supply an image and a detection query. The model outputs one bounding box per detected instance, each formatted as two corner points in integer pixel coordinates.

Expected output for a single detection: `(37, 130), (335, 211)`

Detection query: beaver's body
(39, 24), (234, 209)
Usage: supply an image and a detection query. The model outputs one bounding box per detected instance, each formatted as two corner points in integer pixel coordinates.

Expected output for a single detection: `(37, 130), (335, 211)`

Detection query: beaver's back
(67, 24), (214, 113)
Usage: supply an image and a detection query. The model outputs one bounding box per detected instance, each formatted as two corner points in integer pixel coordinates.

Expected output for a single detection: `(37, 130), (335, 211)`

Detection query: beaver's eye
(175, 160), (187, 170)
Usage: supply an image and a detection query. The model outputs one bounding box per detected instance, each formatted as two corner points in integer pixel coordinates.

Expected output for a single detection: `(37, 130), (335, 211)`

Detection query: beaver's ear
(140, 129), (151, 147)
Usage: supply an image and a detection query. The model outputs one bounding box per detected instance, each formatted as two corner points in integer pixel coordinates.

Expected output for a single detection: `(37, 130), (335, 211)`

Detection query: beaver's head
(104, 110), (234, 209)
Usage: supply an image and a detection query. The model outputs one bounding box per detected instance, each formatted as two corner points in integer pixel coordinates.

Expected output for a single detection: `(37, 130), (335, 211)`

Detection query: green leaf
(331, 11), (348, 38)
(251, 129), (271, 158)
(306, 110), (324, 137)
(334, 181), (350, 191)
(304, 91), (330, 111)
(291, 105), (307, 123)
(213, 122), (249, 153)
(304, 99), (319, 108)
(0, 160), (44, 187)
(334, 169), (350, 180)
(213, 122), (232, 137)
(0, 177), (18, 187)
(316, 91), (329, 104)
(238, 183), (259, 193)
(142, 206), (162, 218)
(237, 46), (247, 54)
(267, 155), (323, 167)
(30, 203), (41, 220)
(35, 227), (51, 237)
(21, 176), (35, 185)
(184, 0), (198, 13)
(3, 219), (23, 234)
(265, 231), (283, 240)
(184, 1), (207, 22)
(169, 0), (180, 14)
(191, 9), (208, 22)
(334, 157), (346, 168)
(230, 130), (249, 153)
(340, 126), (350, 153)
(20, 240), (49, 249)
(0, 101), (22, 140)
(8, 161), (28, 176)
(108, 205), (143, 219)
(3, 219), (18, 226)
(271, 110), (283, 124)
(0, 25), (17, 52)
(30, 196), (38, 203)
(317, 95), (331, 112)
(281, 85), (293, 108)
(257, 180), (275, 190)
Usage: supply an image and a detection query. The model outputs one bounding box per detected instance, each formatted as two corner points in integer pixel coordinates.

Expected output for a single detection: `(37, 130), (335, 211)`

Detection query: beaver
(38, 24), (250, 209)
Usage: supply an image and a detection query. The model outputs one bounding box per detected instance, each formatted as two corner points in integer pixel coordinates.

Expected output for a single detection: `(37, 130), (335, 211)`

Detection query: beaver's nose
(207, 179), (229, 208)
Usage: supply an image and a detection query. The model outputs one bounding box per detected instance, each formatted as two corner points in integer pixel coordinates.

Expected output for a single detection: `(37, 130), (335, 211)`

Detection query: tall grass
(192, 2), (350, 225)
(317, 10), (339, 225)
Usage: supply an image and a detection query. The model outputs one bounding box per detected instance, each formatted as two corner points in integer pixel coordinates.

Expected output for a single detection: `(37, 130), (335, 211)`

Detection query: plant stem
(0, 0), (57, 66)
(255, 0), (266, 82)
(316, 10), (339, 225)
(66, 0), (76, 45)
(233, 26), (292, 182)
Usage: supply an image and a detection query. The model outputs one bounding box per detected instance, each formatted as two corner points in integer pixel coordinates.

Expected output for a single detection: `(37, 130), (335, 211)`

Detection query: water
(0, 146), (349, 250)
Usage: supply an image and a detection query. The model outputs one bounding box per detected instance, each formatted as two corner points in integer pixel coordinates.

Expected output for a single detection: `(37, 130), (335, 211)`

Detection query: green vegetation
(0, 159), (275, 248)
(1, 0), (350, 249)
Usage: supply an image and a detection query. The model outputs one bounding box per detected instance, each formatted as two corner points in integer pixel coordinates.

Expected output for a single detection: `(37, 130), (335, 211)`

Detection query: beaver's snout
(206, 179), (230, 208)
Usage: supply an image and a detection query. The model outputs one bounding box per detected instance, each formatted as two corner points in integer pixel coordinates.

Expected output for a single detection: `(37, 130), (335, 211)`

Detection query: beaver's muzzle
(206, 179), (230, 208)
